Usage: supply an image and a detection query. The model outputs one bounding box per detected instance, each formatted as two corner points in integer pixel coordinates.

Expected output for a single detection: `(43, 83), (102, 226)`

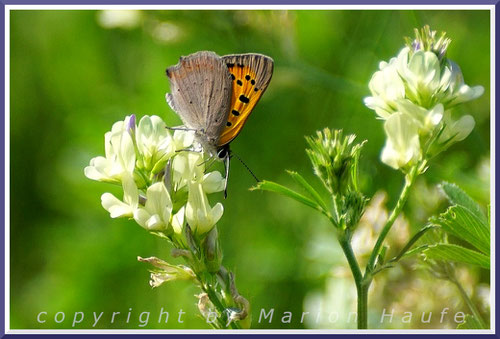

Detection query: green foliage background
(10, 10), (490, 329)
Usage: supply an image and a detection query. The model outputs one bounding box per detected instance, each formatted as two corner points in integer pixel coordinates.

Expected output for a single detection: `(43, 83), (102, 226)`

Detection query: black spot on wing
(232, 110), (240, 116)
(236, 80), (243, 86)
(239, 95), (250, 103)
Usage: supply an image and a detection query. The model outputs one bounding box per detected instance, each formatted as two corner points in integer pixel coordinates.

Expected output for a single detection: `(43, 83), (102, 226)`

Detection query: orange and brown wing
(218, 54), (274, 146)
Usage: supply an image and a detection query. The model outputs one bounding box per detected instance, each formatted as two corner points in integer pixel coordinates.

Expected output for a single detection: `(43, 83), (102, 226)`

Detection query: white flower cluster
(364, 27), (484, 171)
(85, 115), (225, 236)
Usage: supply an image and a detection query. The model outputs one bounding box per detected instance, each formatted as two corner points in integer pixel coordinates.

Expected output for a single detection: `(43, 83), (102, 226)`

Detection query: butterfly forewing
(218, 53), (274, 146)
(166, 51), (233, 143)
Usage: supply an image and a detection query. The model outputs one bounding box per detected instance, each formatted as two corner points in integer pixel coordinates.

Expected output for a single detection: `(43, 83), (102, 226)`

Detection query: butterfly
(165, 51), (274, 195)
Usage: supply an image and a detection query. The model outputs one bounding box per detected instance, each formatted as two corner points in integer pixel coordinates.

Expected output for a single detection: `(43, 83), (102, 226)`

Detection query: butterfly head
(217, 144), (230, 160)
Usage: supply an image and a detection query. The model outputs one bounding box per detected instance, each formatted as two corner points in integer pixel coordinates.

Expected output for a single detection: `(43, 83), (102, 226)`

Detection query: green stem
(450, 276), (487, 329)
(365, 165), (419, 275)
(356, 165), (418, 329)
(338, 233), (366, 329)
(358, 284), (369, 329)
(181, 233), (241, 329)
(197, 274), (227, 329)
(200, 274), (241, 329)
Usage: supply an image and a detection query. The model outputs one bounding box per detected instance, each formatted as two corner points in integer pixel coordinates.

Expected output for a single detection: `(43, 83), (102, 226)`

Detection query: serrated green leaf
(286, 170), (328, 212)
(433, 205), (490, 255)
(440, 182), (487, 223)
(456, 314), (484, 329)
(251, 180), (322, 212)
(423, 244), (490, 269)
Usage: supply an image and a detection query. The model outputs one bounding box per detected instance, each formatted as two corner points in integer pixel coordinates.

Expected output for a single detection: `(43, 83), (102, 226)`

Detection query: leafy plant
(252, 26), (488, 329)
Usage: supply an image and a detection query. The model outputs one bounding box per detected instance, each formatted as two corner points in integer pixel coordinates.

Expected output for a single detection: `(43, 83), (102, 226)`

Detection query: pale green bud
(202, 227), (222, 273)
(341, 191), (368, 230)
(305, 128), (365, 196)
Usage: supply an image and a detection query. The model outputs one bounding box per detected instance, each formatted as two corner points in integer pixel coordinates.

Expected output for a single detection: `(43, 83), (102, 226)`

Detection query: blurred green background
(10, 10), (490, 329)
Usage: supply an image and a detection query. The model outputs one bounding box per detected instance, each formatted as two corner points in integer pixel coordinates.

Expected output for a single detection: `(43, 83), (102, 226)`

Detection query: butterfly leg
(224, 152), (231, 199)
(198, 155), (217, 168)
(165, 126), (197, 132)
(216, 145), (231, 199)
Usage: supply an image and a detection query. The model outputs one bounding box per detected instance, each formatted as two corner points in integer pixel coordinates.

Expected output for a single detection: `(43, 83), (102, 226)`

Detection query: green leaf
(456, 314), (484, 329)
(423, 244), (490, 269)
(433, 205), (490, 255)
(440, 182), (487, 224)
(377, 245), (388, 266)
(286, 170), (328, 211)
(392, 225), (437, 262)
(251, 180), (322, 212)
(400, 244), (429, 258)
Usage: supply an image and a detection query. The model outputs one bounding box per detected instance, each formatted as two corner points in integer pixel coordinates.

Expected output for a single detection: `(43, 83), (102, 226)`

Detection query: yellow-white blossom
(133, 182), (173, 231)
(135, 115), (175, 174)
(436, 112), (476, 150)
(364, 26), (484, 170)
(84, 116), (136, 183)
(186, 180), (224, 235)
(381, 112), (422, 170)
(395, 48), (484, 108)
(364, 57), (405, 119)
(87, 115), (225, 237)
(101, 173), (138, 218)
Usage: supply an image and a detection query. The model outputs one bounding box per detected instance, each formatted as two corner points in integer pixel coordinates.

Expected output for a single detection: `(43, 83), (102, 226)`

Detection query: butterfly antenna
(230, 151), (260, 183)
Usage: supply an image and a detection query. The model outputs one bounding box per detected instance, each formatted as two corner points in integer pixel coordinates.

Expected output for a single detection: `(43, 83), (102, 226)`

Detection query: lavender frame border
(0, 1), (497, 338)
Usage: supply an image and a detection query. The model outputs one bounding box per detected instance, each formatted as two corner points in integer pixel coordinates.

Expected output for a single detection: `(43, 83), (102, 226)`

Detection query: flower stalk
(365, 164), (419, 275)
(85, 114), (249, 329)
